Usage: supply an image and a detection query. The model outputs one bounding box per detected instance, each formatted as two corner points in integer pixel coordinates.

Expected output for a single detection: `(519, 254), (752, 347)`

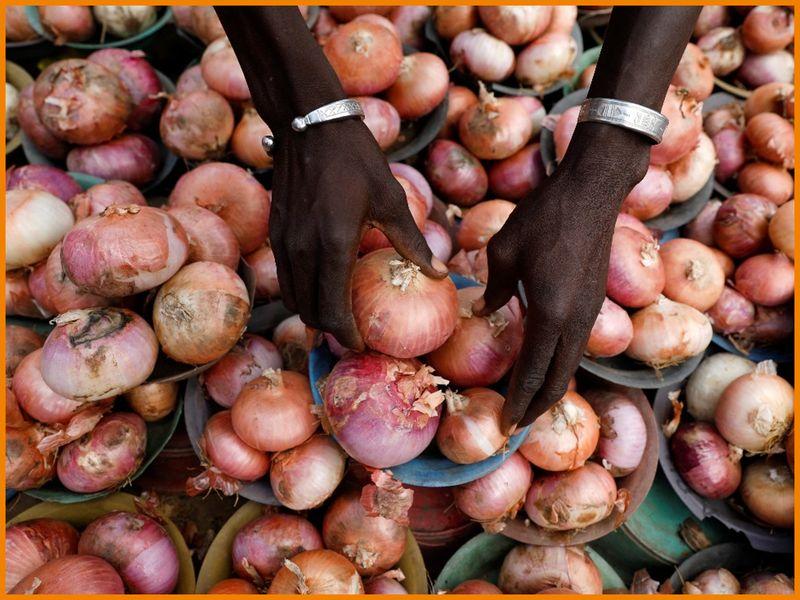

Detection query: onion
(34, 59), (132, 145)
(78, 510), (178, 594)
(389, 163), (433, 215)
(478, 6), (552, 45)
(707, 286), (756, 336)
(6, 271), (47, 319)
(615, 213), (652, 237)
(390, 6), (430, 48)
(515, 32), (577, 93)
(620, 165), (673, 220)
(448, 248), (489, 284)
(87, 48), (162, 131)
(686, 352), (756, 422)
(169, 162), (270, 253)
(525, 462), (626, 530)
(67, 133), (162, 187)
(69, 180), (147, 220)
(386, 53), (448, 120)
(459, 84), (533, 160)
(451, 581), (502, 594)
(273, 315), (312, 372)
(12, 349), (87, 424)
(5, 519), (80, 592)
(26, 262), (55, 317)
(457, 199), (515, 250)
(228, 105), (271, 170)
(499, 545), (602, 595)
(513, 96), (546, 138)
(311, 8), (337, 43)
(421, 220), (452, 264)
(626, 296), (713, 368)
(268, 549), (364, 594)
(429, 286), (523, 386)
(585, 389), (647, 476)
(696, 27), (744, 76)
(668, 133), (715, 203)
(201, 37), (250, 102)
(6, 325), (43, 377)
(201, 334), (282, 408)
(670, 421), (742, 499)
(711, 245), (736, 278)
(61, 205), (188, 297)
(711, 127), (746, 182)
(520, 391), (600, 471)
(16, 85), (69, 159)
(175, 64), (208, 95)
(553, 105), (579, 161)
(356, 96), (400, 150)
(744, 82), (794, 120)
(713, 194), (776, 259)
(704, 102), (744, 137)
(740, 458), (793, 528)
(186, 411), (270, 496)
(38, 6), (94, 43)
(41, 308), (158, 401)
(741, 572), (795, 595)
(123, 381), (177, 422)
(57, 412), (146, 493)
(5, 422), (59, 490)
(425, 139), (488, 206)
(351, 14), (398, 39)
(450, 29), (515, 83)
(454, 452), (531, 533)
(436, 388), (508, 464)
(208, 579), (259, 594)
(741, 7), (793, 53)
(605, 226), (665, 308)
(434, 6), (477, 40)
(323, 352), (444, 468)
(190, 7), (225, 44)
(769, 200), (794, 259)
(660, 238), (725, 312)
(324, 21), (402, 95)
(7, 165), (82, 202)
(546, 5), (578, 34)
(351, 248), (458, 358)
(10, 555), (123, 594)
(271, 434), (346, 511)
(437, 86), (478, 140)
(672, 43), (714, 101)
(738, 50), (794, 88)
(683, 569), (740, 594)
(231, 513), (323, 584)
(365, 572), (407, 594)
(738, 163), (793, 206)
(734, 252), (794, 306)
(245, 244), (280, 300)
(5, 6), (40, 41)
(650, 86), (703, 165)
(714, 360), (794, 452)
(693, 6), (730, 38)
(6, 189), (74, 270)
(159, 89), (234, 161)
(360, 176), (427, 253)
(488, 144), (545, 201)
(585, 297), (633, 358)
(41, 245), (114, 323)
(92, 6), (156, 38)
(741, 303), (793, 345)
(166, 205), (240, 270)
(683, 199), (720, 247)
(745, 113), (794, 169)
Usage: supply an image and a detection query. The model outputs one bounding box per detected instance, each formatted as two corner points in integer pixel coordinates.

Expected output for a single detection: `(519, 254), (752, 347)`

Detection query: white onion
(667, 133), (715, 203)
(92, 6), (157, 38)
(685, 353), (756, 422)
(6, 189), (74, 270)
(515, 33), (577, 93)
(450, 29), (515, 83)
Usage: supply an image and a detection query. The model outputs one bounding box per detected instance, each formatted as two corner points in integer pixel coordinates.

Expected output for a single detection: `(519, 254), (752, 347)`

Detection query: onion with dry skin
(712, 194), (776, 259)
(436, 388), (508, 464)
(459, 84), (533, 160)
(686, 353), (755, 422)
(498, 545), (602, 595)
(456, 199), (515, 251)
(123, 381), (178, 422)
(745, 113), (794, 169)
(6, 325), (43, 378)
(667, 133), (715, 203)
(650, 86), (702, 165)
(6, 188), (74, 270)
(159, 89), (234, 161)
(232, 105), (272, 169)
(740, 458), (794, 528)
(769, 200), (794, 259)
(167, 205), (240, 270)
(659, 238), (725, 312)
(267, 549), (364, 594)
(5, 519), (80, 593)
(734, 253), (794, 307)
(738, 162), (793, 207)
(201, 36), (250, 101)
(696, 27), (745, 76)
(671, 43), (714, 101)
(515, 33), (578, 93)
(450, 29), (515, 83)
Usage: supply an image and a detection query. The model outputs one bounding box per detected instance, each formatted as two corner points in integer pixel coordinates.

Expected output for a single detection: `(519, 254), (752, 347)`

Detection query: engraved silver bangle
(577, 97), (669, 144)
(261, 99), (365, 157)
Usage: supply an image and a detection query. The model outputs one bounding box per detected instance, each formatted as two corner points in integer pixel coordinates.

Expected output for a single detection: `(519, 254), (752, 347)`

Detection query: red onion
(41, 308), (159, 401)
(5, 422), (59, 490)
(683, 569), (740, 594)
(715, 360), (794, 452)
(553, 106), (579, 161)
(683, 199), (720, 247)
(5, 519), (79, 593)
(615, 212), (652, 238)
(585, 297), (633, 358)
(166, 205), (240, 270)
(360, 176), (427, 253)
(671, 43), (714, 101)
(704, 102), (744, 137)
(190, 7), (225, 44)
(620, 165), (673, 220)
(713, 194), (776, 259)
(6, 325), (43, 377)
(660, 238), (725, 312)
(694, 6), (729, 38)
(57, 412), (146, 493)
(605, 226), (665, 308)
(741, 572), (795, 594)
(741, 7), (793, 53)
(743, 82), (794, 120)
(711, 126), (746, 182)
(422, 220), (453, 263)
(708, 286), (756, 335)
(365, 572), (408, 594)
(208, 579), (259, 594)
(159, 89), (234, 161)
(738, 163), (793, 206)
(267, 549), (364, 594)
(175, 64), (208, 95)
(670, 421), (742, 499)
(390, 6), (430, 48)
(437, 85), (478, 140)
(425, 139), (488, 206)
(67, 133), (162, 187)
(16, 85), (69, 159)
(79, 511), (179, 593)
(460, 85), (533, 160)
(5, 5), (40, 41)
(546, 5), (577, 34)
(69, 180), (147, 220)
(453, 452), (531, 533)
(386, 53), (448, 120)
(271, 434), (346, 510)
(7, 188), (74, 270)
(10, 555), (123, 594)
(697, 27), (744, 76)
(513, 96), (546, 138)
(169, 162), (270, 253)
(201, 36), (250, 101)
(738, 50), (794, 88)
(735, 253), (794, 306)
(12, 349), (86, 424)
(478, 6), (552, 45)
(61, 205), (189, 297)
(745, 113), (794, 169)
(123, 381), (178, 422)
(686, 353), (756, 422)
(38, 6), (94, 44)
(448, 247), (489, 284)
(245, 244), (281, 300)
(357, 96), (400, 150)
(769, 200), (794, 259)
(450, 29), (515, 83)
(742, 303), (793, 345)
(626, 296), (713, 368)
(520, 391), (600, 471)
(434, 6), (477, 40)
(7, 165), (82, 202)
(499, 545), (602, 594)
(323, 352), (445, 468)
(669, 133), (715, 202)
(351, 248), (458, 358)
(740, 458), (793, 528)
(457, 199), (515, 251)
(650, 86), (702, 165)
(6, 271), (47, 319)
(488, 144), (545, 201)
(323, 491), (406, 576)
(436, 388), (508, 464)
(451, 580), (502, 594)
(231, 104), (272, 170)
(585, 389), (647, 476)
(407, 486), (473, 548)
(429, 286), (523, 386)
(273, 315), (312, 372)
(515, 33), (578, 93)
(231, 513), (323, 584)
(186, 411), (270, 496)
(389, 163), (433, 215)
(87, 49), (162, 131)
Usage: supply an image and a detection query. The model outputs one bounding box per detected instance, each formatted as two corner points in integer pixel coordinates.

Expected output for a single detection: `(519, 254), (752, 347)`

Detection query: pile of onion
(270, 434), (347, 510)
(584, 389), (647, 477)
(436, 388), (508, 464)
(5, 519), (79, 592)
(669, 421), (742, 499)
(267, 549), (363, 594)
(459, 84), (533, 160)
(498, 545), (602, 594)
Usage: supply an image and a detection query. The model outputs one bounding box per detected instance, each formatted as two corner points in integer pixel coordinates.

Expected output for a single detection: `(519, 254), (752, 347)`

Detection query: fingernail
(432, 257), (448, 274)
(472, 297), (485, 314)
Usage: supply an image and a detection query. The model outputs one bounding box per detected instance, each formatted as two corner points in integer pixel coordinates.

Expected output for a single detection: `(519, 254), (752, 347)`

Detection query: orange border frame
(0, 1), (797, 598)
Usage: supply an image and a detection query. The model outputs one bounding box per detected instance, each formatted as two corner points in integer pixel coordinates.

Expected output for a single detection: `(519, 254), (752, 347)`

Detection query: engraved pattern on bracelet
(291, 99), (365, 132)
(577, 98), (669, 144)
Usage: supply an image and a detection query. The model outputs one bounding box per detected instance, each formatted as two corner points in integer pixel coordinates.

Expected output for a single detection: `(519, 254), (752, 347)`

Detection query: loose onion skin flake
(267, 549), (364, 594)
(5, 519), (80, 593)
(6, 423), (60, 490)
(670, 421), (742, 499)
(10, 555), (124, 595)
(498, 545), (603, 595)
(436, 388), (508, 464)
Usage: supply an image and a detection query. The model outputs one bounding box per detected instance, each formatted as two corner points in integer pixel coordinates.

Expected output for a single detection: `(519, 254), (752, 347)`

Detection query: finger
(287, 235), (322, 331)
(268, 201), (297, 312)
(317, 228), (364, 352)
(380, 214), (448, 279)
(474, 242), (517, 317)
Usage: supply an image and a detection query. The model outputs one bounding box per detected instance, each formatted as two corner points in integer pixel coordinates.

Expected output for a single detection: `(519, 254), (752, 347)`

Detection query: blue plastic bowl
(308, 273), (530, 487)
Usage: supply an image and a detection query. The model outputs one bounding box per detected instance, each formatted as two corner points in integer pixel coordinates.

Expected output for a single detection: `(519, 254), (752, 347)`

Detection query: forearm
(215, 6), (345, 135)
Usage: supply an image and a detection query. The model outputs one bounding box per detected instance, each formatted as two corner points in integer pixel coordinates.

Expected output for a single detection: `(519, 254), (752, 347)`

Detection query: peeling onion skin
(267, 549), (364, 595)
(16, 85), (70, 160)
(166, 205), (240, 270)
(498, 545), (603, 595)
(5, 519), (80, 593)
(159, 89), (234, 161)
(6, 423), (58, 490)
(10, 555), (124, 595)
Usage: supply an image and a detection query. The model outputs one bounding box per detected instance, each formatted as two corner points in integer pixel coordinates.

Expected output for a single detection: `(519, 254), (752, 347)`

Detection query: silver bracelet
(262, 98), (365, 156)
(577, 97), (669, 144)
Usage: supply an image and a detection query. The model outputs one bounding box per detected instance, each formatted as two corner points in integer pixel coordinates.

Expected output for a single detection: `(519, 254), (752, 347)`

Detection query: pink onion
(425, 139), (487, 206)
(734, 252), (794, 306)
(696, 27), (745, 76)
(660, 238), (725, 312)
(267, 549), (363, 594)
(620, 165), (673, 220)
(738, 163), (793, 206)
(743, 82), (794, 120)
(159, 89), (234, 161)
(683, 199), (720, 246)
(515, 33), (578, 93)
(707, 286), (755, 335)
(605, 226), (665, 308)
(437, 85), (478, 140)
(713, 245), (735, 277)
(6, 325), (44, 377)
(6, 165), (81, 202)
(434, 6), (477, 40)
(38, 6), (94, 44)
(451, 580), (502, 594)
(422, 220), (453, 263)
(585, 389), (647, 476)
(389, 163), (433, 215)
(6, 188), (74, 270)
(546, 5), (578, 34)
(650, 86), (702, 165)
(704, 101), (744, 137)
(79, 511), (179, 594)
(231, 105), (272, 169)
(6, 271), (46, 319)
(357, 96), (400, 150)
(5, 6), (40, 42)
(615, 213), (651, 237)
(201, 36), (250, 101)
(741, 7), (793, 54)
(245, 244), (281, 300)
(450, 29), (515, 83)
(741, 572), (794, 594)
(436, 388), (508, 464)
(745, 113), (794, 168)
(457, 199), (515, 250)
(670, 421), (742, 499)
(12, 348), (88, 424)
(5, 519), (79, 593)
(16, 85), (69, 159)
(769, 200), (794, 259)
(166, 205), (240, 269)
(585, 297), (633, 358)
(685, 353), (756, 423)
(351, 13), (398, 38)
(27, 262), (56, 317)
(386, 53), (448, 120)
(270, 434), (346, 510)
(553, 105), (580, 161)
(459, 85), (533, 160)
(671, 43), (714, 101)
(711, 126), (746, 182)
(668, 133), (715, 202)
(713, 194), (776, 259)
(365, 573), (408, 594)
(478, 6), (552, 45)
(390, 6), (430, 48)
(207, 578), (259, 594)
(740, 459), (793, 528)
(69, 180), (146, 220)
(499, 545), (602, 594)
(10, 555), (123, 594)
(359, 176), (427, 254)
(488, 144), (545, 201)
(323, 352), (444, 468)
(175, 64), (208, 95)
(738, 50), (794, 88)
(66, 134), (162, 187)
(41, 308), (158, 401)
(693, 6), (729, 38)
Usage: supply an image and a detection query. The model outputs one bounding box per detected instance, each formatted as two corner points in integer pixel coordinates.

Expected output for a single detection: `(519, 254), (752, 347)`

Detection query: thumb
(380, 212), (448, 279)
(474, 258), (516, 317)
